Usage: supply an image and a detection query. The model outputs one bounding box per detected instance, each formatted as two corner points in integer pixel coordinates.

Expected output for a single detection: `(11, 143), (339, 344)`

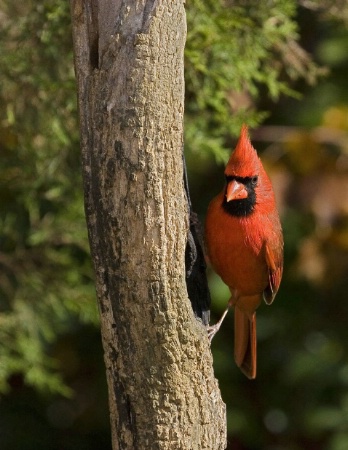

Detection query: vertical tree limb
(70, 1), (226, 448)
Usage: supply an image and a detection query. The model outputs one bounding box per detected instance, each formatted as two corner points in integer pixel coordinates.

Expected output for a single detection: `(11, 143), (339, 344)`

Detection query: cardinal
(205, 124), (283, 379)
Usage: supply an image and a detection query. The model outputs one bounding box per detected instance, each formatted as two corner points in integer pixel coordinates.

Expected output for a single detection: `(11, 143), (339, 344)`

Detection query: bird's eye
(251, 176), (258, 185)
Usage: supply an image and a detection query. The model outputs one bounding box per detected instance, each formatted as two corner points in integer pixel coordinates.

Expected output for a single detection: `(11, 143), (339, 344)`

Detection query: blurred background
(1, 1), (348, 449)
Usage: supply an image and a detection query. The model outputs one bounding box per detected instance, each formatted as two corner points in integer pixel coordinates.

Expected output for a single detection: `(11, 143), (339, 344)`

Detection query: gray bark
(70, 1), (226, 448)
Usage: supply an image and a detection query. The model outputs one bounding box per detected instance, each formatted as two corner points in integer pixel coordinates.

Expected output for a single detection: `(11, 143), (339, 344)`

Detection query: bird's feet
(207, 307), (230, 342)
(207, 323), (222, 342)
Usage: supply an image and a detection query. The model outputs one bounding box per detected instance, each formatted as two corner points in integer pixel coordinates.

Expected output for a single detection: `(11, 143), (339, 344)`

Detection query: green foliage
(0, 1), (98, 395)
(185, 0), (324, 163)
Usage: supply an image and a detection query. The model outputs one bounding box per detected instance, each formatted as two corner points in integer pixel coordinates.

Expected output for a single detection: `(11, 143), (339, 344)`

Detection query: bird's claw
(206, 307), (230, 342)
(207, 323), (221, 342)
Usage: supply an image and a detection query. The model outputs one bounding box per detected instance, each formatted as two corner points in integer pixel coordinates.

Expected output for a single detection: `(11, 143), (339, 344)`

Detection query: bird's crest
(225, 124), (261, 177)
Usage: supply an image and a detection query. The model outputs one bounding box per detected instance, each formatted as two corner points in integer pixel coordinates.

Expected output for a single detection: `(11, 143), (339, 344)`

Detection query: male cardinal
(205, 124), (283, 379)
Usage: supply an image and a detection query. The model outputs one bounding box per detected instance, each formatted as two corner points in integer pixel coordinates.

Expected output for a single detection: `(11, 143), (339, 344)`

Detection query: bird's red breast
(205, 124), (283, 378)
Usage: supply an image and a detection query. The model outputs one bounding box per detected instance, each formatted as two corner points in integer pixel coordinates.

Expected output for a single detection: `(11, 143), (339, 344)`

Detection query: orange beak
(226, 180), (248, 202)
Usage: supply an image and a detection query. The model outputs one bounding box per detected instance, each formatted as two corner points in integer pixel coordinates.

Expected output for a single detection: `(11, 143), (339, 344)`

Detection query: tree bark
(70, 1), (226, 449)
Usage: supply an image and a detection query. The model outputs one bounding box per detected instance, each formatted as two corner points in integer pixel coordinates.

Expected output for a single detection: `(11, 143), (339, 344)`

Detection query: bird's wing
(263, 236), (283, 305)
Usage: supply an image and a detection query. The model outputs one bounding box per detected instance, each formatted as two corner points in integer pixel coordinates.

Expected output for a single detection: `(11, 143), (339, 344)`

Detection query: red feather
(205, 125), (283, 379)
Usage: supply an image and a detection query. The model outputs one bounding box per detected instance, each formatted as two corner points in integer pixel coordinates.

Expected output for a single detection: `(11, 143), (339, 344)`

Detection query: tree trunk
(70, 1), (226, 448)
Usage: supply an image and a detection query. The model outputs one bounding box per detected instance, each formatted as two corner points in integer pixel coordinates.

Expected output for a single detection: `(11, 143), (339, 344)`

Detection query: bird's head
(222, 125), (264, 217)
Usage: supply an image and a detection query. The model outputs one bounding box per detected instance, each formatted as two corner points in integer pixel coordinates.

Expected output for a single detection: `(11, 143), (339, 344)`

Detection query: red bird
(205, 125), (283, 379)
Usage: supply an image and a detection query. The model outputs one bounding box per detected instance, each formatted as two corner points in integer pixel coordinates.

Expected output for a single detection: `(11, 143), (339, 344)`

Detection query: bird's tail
(234, 306), (257, 379)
